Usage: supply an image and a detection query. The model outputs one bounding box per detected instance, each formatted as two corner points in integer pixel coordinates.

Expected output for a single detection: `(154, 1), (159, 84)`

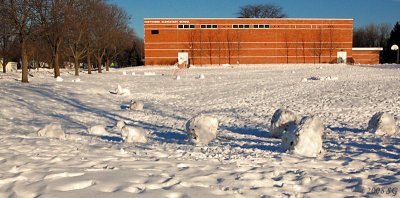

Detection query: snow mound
(130, 100), (144, 111)
(175, 75), (181, 80)
(87, 125), (109, 136)
(270, 109), (298, 138)
(37, 123), (66, 139)
(367, 112), (398, 135)
(115, 84), (131, 95)
(282, 116), (324, 157)
(186, 114), (218, 144)
(56, 76), (63, 82)
(122, 71), (127, 75)
(131, 72), (135, 76)
(198, 74), (205, 79)
(120, 125), (148, 143)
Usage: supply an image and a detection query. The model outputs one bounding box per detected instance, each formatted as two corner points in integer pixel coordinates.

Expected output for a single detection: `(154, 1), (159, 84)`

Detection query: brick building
(144, 18), (379, 65)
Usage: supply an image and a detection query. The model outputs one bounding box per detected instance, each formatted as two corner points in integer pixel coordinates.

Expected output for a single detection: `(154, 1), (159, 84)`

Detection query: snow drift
(282, 116), (324, 157)
(367, 112), (398, 135)
(270, 109), (298, 138)
(186, 114), (218, 144)
(37, 123), (66, 139)
(120, 125), (148, 143)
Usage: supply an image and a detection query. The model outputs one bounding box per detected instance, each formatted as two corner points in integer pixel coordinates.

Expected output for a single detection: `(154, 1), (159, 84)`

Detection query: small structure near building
(0, 60), (18, 72)
(351, 48), (383, 65)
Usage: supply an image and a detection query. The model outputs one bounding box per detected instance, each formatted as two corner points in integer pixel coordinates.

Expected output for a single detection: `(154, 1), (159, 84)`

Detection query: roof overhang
(352, 47), (383, 51)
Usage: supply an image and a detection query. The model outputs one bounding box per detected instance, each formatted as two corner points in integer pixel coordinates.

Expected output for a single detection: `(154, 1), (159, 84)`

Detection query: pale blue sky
(109, 0), (400, 39)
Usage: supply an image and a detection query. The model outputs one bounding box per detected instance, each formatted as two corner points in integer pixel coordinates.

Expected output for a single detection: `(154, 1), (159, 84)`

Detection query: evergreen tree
(384, 22), (400, 63)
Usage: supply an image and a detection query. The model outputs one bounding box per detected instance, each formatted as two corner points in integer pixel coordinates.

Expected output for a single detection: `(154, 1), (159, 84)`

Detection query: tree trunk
(87, 52), (92, 74)
(21, 40), (29, 83)
(106, 58), (110, 71)
(2, 58), (7, 73)
(53, 52), (60, 78)
(74, 56), (79, 76)
(97, 56), (102, 73)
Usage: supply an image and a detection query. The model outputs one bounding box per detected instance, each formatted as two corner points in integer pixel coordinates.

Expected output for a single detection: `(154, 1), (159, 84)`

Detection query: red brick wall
(352, 49), (380, 65)
(144, 18), (353, 65)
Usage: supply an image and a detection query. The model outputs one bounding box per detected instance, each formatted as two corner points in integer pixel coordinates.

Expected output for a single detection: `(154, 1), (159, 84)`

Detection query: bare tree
(0, 20), (16, 73)
(237, 4), (286, 18)
(300, 32), (306, 63)
(226, 30), (234, 64)
(206, 31), (213, 65)
(236, 29), (241, 64)
(187, 29), (197, 65)
(353, 23), (390, 48)
(327, 25), (337, 63)
(313, 27), (324, 64)
(0, 0), (36, 83)
(283, 31), (290, 64)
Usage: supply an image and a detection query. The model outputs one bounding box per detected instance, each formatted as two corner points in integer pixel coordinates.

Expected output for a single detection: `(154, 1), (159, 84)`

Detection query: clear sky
(108, 0), (400, 39)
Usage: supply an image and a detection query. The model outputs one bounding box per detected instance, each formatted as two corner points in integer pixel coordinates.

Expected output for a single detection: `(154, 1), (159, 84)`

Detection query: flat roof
(144, 18), (353, 20)
(352, 47), (383, 51)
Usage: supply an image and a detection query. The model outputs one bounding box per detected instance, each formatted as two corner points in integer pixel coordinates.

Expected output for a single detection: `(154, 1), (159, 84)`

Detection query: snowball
(186, 114), (218, 144)
(302, 78), (308, 82)
(115, 84), (131, 95)
(176, 75), (181, 80)
(87, 125), (109, 136)
(56, 76), (63, 82)
(120, 125), (148, 143)
(199, 74), (205, 79)
(130, 100), (144, 111)
(122, 71), (127, 75)
(115, 120), (126, 130)
(131, 72), (135, 76)
(367, 112), (398, 135)
(270, 109), (298, 138)
(282, 116), (324, 157)
(37, 123), (66, 139)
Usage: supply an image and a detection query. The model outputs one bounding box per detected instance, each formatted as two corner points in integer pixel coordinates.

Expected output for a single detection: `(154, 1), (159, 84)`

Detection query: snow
(368, 112), (398, 135)
(37, 123), (66, 139)
(87, 125), (110, 136)
(130, 100), (144, 111)
(120, 125), (148, 143)
(270, 109), (298, 138)
(114, 84), (131, 95)
(186, 114), (219, 144)
(1, 64), (400, 197)
(282, 116), (324, 157)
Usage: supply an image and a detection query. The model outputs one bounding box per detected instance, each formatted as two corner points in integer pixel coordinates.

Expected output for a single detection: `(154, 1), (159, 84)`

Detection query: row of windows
(176, 24), (270, 29)
(178, 25), (195, 29)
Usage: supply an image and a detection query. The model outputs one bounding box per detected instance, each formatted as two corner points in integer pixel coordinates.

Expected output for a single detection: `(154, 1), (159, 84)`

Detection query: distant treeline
(0, 0), (144, 82)
(353, 22), (400, 63)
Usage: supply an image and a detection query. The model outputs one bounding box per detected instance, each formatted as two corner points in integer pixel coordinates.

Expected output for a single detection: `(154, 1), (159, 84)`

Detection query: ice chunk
(270, 109), (298, 138)
(186, 114), (218, 144)
(120, 125), (148, 143)
(367, 112), (398, 135)
(282, 116), (324, 157)
(37, 123), (66, 139)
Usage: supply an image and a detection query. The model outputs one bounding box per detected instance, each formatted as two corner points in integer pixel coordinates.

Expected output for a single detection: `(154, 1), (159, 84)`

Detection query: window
(233, 24), (238, 28)
(151, 30), (159, 34)
(190, 25), (195, 28)
(254, 25), (259, 28)
(264, 25), (270, 28)
(206, 25), (211, 28)
(178, 25), (183, 28)
(259, 25), (264, 28)
(212, 24), (218, 28)
(184, 25), (189, 28)
(244, 25), (250, 28)
(239, 25), (244, 28)
(201, 25), (206, 28)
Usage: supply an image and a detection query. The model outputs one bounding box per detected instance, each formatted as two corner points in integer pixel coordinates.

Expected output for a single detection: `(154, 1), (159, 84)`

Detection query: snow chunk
(282, 116), (324, 157)
(87, 125), (109, 136)
(131, 72), (135, 76)
(198, 74), (205, 79)
(175, 75), (181, 80)
(130, 100), (144, 111)
(37, 123), (66, 139)
(186, 114), (218, 144)
(270, 109), (298, 138)
(122, 71), (127, 75)
(115, 84), (131, 95)
(115, 120), (126, 130)
(56, 76), (63, 82)
(120, 125), (148, 143)
(367, 112), (398, 135)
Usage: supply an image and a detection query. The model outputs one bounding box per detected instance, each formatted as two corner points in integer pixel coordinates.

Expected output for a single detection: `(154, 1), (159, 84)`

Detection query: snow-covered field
(0, 64), (399, 197)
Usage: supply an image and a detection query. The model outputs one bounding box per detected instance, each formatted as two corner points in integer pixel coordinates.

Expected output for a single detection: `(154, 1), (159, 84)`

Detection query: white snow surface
(282, 116), (324, 157)
(1, 64), (400, 197)
(270, 109), (298, 138)
(130, 100), (144, 111)
(368, 112), (398, 135)
(186, 114), (219, 144)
